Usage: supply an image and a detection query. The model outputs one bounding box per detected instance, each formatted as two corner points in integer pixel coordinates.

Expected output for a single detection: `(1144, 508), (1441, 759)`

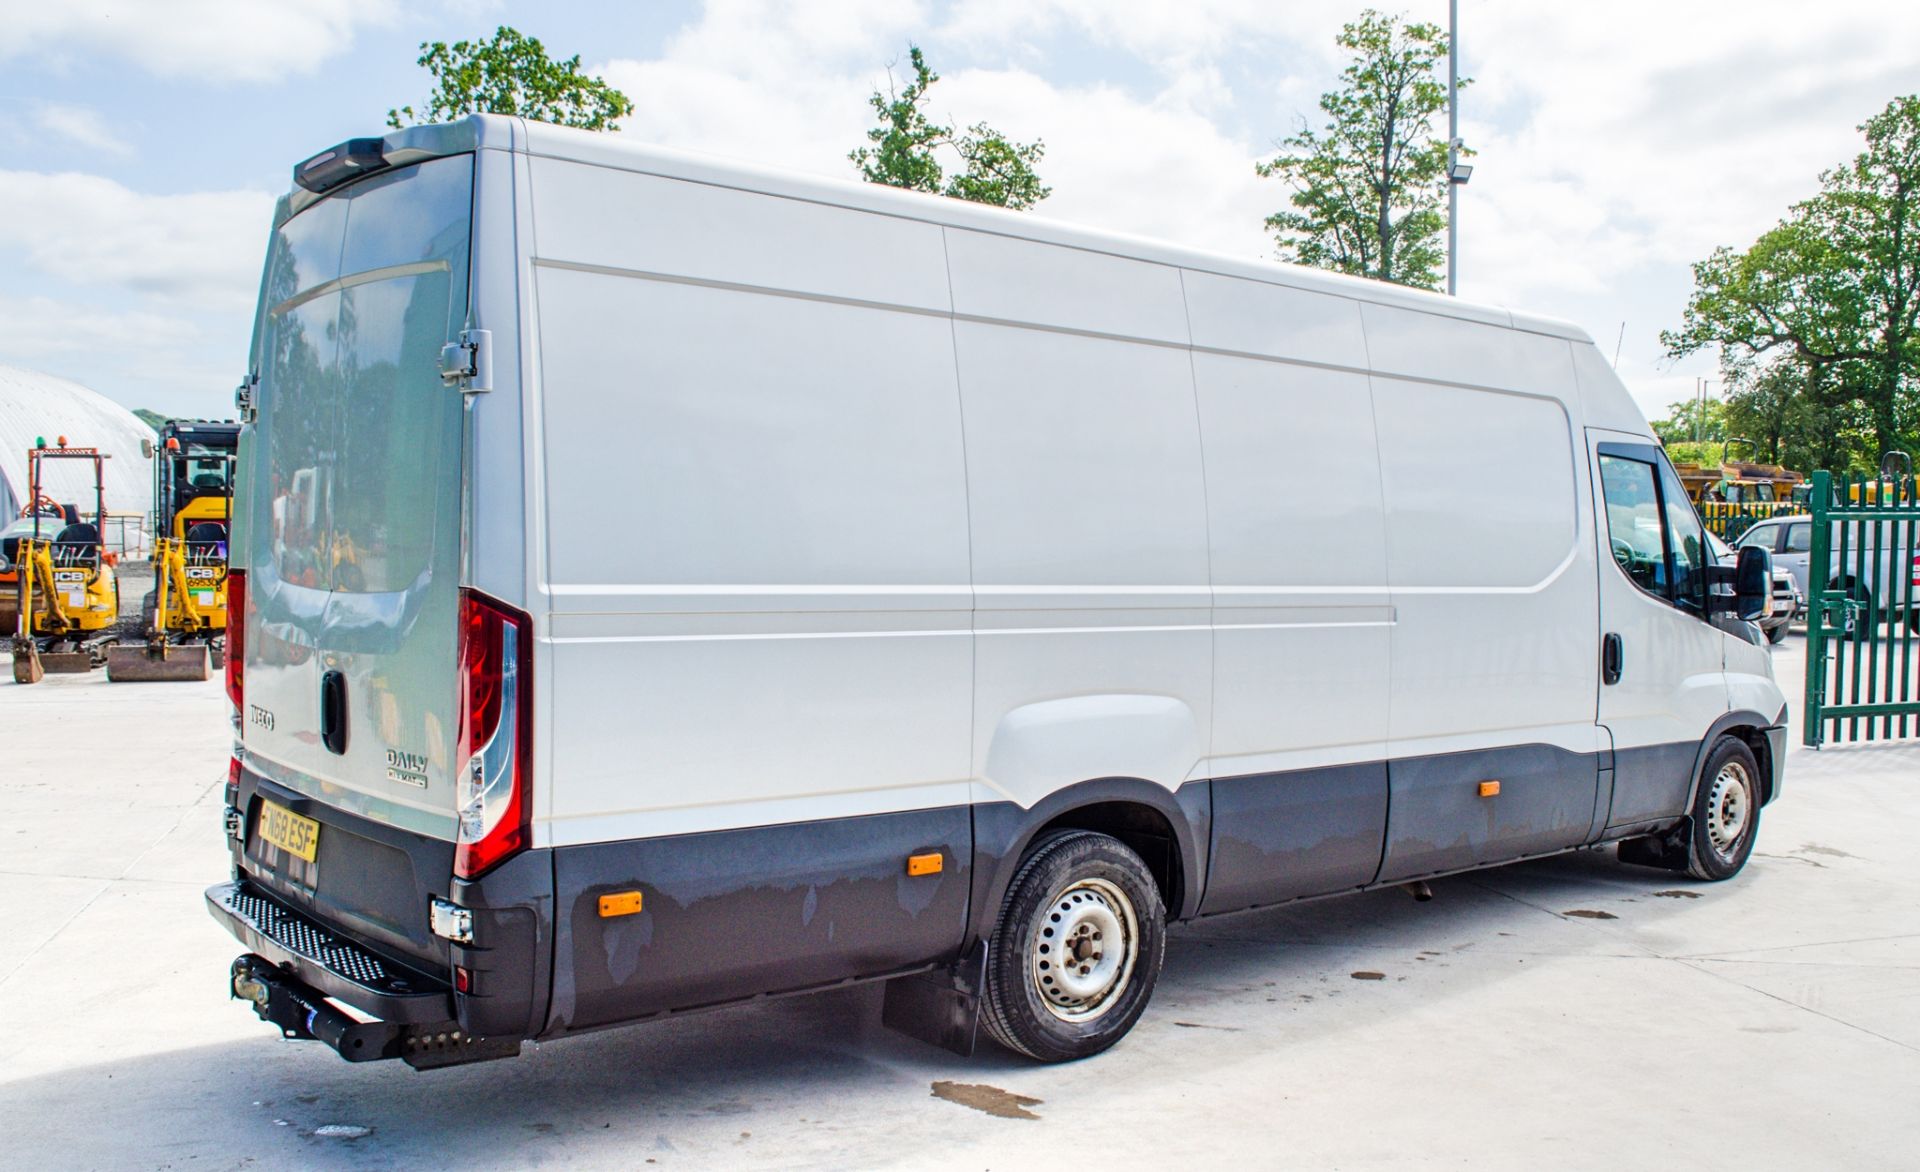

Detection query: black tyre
(1766, 622), (1789, 644)
(1685, 736), (1763, 881)
(1907, 608), (1920, 636)
(981, 830), (1166, 1063)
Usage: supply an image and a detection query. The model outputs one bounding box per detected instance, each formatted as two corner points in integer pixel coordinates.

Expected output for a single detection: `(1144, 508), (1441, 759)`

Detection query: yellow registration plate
(258, 800), (320, 862)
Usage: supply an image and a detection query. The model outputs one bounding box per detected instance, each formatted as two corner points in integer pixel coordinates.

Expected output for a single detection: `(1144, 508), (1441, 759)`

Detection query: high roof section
(0, 364), (155, 523)
(281, 114), (1591, 346)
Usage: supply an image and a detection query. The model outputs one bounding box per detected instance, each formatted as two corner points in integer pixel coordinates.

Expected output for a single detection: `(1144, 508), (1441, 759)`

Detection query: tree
(1650, 396), (1728, 448)
(1665, 95), (1920, 463)
(1722, 356), (1875, 474)
(851, 45), (1050, 210)
(387, 26), (633, 131)
(1256, 10), (1465, 289)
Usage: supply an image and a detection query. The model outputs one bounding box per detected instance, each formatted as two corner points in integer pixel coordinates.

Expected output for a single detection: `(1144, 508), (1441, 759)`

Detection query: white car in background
(1735, 515), (1920, 635)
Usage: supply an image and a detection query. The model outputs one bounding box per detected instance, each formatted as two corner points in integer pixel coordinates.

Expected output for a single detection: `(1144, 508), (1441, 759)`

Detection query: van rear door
(242, 153), (472, 859)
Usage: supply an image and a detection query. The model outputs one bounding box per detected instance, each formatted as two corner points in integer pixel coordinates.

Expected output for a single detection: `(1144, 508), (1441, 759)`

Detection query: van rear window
(252, 154), (473, 597)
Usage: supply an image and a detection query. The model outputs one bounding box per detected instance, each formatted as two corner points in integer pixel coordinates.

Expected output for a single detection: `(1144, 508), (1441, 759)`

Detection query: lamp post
(1446, 0), (1470, 296)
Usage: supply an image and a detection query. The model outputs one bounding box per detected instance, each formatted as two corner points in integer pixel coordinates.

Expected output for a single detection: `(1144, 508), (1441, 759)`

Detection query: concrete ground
(2, 632), (1915, 1171)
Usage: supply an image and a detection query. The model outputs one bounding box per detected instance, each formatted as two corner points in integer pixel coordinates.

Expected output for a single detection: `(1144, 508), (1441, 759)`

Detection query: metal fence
(1699, 500), (1801, 543)
(1803, 468), (1920, 746)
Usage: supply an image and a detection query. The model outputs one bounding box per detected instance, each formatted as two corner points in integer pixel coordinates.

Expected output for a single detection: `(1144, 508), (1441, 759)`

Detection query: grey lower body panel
(209, 730), (1726, 1057)
(547, 806), (972, 1034)
(1607, 741), (1700, 830)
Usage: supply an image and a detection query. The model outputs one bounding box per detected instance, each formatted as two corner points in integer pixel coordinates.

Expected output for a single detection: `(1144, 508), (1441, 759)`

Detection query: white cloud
(0, 0), (394, 82)
(31, 102), (132, 157)
(0, 171), (272, 310)
(0, 294), (195, 360)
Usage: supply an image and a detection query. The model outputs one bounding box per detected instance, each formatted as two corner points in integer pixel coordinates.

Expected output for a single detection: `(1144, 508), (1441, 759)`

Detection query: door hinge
(234, 371), (259, 423)
(439, 329), (493, 394)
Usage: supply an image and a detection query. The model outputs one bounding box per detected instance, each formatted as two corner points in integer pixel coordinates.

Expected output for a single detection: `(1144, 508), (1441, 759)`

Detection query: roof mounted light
(294, 137), (390, 195)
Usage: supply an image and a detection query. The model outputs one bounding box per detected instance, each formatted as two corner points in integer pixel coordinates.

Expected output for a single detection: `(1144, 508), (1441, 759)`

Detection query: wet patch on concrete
(1652, 890), (1702, 899)
(1798, 843), (1856, 859)
(1350, 971), (1385, 981)
(1563, 909), (1618, 920)
(1173, 1021), (1242, 1031)
(931, 1081), (1043, 1121)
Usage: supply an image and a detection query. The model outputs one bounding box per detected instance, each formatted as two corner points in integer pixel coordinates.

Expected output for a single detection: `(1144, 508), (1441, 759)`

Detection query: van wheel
(1685, 737), (1762, 881)
(1766, 623), (1789, 644)
(981, 830), (1166, 1062)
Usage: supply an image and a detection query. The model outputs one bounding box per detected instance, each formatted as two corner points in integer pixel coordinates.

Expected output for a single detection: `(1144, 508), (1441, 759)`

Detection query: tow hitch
(229, 955), (518, 1069)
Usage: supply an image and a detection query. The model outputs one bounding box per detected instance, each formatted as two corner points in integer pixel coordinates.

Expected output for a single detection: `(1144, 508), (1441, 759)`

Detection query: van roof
(278, 113), (1592, 346)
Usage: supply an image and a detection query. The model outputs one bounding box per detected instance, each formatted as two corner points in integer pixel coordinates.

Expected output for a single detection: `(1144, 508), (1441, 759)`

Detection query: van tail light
(1911, 553), (1919, 589)
(454, 590), (532, 881)
(225, 570), (246, 721)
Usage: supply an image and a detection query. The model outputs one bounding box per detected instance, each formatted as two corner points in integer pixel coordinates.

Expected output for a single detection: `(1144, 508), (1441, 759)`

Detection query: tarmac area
(1, 631), (1916, 1170)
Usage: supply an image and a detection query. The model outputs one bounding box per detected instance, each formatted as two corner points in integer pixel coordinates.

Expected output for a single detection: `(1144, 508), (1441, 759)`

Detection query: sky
(1, 0), (1917, 424)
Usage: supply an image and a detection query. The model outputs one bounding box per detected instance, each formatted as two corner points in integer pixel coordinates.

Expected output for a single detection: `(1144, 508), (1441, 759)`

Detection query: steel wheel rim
(1705, 761), (1753, 859)
(1030, 876), (1139, 1024)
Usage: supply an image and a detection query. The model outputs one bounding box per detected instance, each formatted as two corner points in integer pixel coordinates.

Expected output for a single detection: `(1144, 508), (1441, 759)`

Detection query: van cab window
(1735, 522), (1777, 552)
(1598, 452), (1709, 612)
(1658, 460), (1710, 610)
(1785, 522), (1812, 553)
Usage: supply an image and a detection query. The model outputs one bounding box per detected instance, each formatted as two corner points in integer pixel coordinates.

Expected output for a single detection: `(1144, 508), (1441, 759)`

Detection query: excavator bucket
(11, 643), (43, 685)
(105, 642), (210, 682)
(40, 651), (97, 674)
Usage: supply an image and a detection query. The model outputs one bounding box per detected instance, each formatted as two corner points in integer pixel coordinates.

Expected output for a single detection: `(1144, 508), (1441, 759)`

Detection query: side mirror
(140, 438), (154, 459)
(1735, 545), (1772, 621)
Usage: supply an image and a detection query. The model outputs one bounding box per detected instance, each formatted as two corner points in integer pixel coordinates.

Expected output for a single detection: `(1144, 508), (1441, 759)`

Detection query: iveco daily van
(208, 115), (1786, 1068)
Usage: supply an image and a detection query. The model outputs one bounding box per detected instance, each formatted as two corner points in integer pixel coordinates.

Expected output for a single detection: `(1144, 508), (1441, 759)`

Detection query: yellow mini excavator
(107, 420), (239, 682)
(8, 437), (121, 684)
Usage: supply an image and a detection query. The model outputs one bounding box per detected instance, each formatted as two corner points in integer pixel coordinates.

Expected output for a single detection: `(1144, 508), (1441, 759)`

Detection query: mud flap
(881, 940), (988, 1056)
(1618, 820), (1692, 872)
(106, 642), (211, 682)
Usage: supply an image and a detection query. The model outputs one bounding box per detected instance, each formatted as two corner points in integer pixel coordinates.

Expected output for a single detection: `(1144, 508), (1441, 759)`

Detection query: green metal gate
(1803, 463), (1920, 746)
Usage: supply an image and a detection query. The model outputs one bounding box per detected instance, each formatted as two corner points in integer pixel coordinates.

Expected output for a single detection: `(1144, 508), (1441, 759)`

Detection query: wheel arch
(1686, 708), (1786, 810)
(966, 777), (1209, 952)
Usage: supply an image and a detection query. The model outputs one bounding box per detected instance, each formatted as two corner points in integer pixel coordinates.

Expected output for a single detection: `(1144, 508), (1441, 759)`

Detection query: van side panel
(945, 231), (1211, 808)
(1361, 307), (1601, 881)
(1182, 272), (1392, 910)
(526, 160), (975, 1014)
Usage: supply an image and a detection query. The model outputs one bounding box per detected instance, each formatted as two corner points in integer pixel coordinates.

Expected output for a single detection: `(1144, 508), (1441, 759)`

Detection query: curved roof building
(0, 365), (157, 533)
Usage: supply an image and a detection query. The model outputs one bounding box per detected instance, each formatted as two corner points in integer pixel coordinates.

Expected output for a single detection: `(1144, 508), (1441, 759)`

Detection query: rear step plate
(205, 881), (449, 1023)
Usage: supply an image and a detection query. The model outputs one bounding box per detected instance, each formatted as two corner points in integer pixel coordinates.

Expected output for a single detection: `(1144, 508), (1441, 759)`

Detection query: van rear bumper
(205, 879), (451, 1024)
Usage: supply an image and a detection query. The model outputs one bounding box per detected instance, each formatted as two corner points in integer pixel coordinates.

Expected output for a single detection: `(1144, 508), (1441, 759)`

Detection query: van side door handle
(1601, 633), (1623, 686)
(320, 670), (349, 755)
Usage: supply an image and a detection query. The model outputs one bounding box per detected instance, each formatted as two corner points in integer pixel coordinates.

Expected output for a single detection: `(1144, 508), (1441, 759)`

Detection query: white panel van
(208, 116), (1787, 1069)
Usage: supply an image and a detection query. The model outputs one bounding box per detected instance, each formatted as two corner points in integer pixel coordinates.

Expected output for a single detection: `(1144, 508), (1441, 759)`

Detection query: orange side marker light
(906, 852), (944, 877)
(598, 890), (644, 917)
(1478, 780), (1501, 798)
